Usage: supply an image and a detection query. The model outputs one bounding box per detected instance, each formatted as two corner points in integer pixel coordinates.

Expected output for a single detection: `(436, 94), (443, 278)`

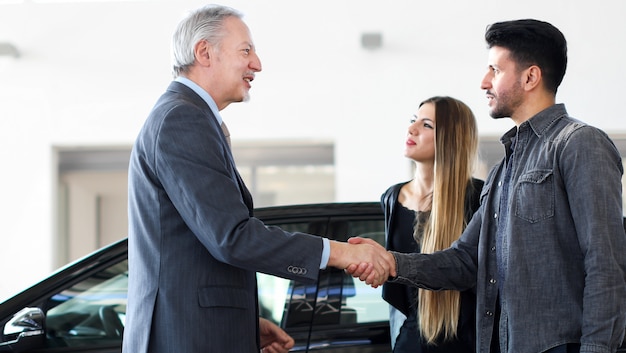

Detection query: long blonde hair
(415, 96), (478, 343)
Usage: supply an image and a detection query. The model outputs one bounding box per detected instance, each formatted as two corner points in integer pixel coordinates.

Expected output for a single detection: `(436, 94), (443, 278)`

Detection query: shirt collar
(523, 103), (568, 137)
(500, 104), (568, 144)
(174, 76), (223, 125)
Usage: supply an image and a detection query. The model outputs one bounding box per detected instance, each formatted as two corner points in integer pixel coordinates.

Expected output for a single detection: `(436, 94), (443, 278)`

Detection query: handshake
(328, 237), (397, 288)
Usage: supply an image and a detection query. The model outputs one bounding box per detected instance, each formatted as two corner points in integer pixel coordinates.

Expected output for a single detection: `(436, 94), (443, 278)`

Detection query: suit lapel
(168, 80), (255, 214)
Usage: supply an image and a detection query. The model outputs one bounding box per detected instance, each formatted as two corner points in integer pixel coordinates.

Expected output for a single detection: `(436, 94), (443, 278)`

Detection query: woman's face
(404, 102), (436, 163)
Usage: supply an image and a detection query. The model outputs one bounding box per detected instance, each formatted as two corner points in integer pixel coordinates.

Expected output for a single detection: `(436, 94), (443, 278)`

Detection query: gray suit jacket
(122, 81), (324, 353)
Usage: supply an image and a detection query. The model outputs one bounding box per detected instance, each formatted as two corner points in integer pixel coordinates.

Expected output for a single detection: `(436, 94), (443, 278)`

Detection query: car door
(256, 203), (391, 353)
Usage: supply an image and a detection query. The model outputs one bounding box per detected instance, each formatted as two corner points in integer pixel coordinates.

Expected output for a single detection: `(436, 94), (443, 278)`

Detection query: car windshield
(45, 260), (128, 343)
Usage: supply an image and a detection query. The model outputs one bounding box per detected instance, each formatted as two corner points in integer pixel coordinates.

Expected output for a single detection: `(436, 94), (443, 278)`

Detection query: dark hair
(485, 19), (567, 94)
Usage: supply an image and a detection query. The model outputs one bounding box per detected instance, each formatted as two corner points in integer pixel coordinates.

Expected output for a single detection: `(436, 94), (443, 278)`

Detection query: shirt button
(485, 311), (494, 317)
(494, 213), (498, 219)
(491, 246), (496, 252)
(498, 181), (502, 187)
(490, 278), (497, 284)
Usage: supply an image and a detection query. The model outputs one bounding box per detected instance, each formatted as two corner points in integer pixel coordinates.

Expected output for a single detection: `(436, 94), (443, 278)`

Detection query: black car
(0, 202), (392, 353)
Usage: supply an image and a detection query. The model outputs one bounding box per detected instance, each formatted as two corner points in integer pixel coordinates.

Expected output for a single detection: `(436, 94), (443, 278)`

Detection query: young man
(349, 19), (626, 353)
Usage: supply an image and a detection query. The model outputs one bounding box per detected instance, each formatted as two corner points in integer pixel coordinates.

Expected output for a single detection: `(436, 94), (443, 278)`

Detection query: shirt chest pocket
(514, 169), (554, 223)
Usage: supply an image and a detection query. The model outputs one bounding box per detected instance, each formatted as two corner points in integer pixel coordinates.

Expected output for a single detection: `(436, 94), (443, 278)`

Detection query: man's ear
(523, 65), (542, 91)
(194, 40), (211, 66)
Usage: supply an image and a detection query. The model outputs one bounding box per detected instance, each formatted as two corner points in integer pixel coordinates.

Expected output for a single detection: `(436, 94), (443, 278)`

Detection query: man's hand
(259, 317), (294, 353)
(344, 237), (396, 287)
(327, 237), (396, 287)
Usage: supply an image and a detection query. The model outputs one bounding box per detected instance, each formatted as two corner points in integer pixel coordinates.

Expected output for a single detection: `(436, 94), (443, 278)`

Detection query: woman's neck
(399, 163), (434, 212)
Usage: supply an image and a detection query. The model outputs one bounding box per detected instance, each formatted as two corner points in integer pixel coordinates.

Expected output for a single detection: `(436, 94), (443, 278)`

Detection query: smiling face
(208, 16), (262, 110)
(404, 102), (436, 164)
(480, 46), (525, 120)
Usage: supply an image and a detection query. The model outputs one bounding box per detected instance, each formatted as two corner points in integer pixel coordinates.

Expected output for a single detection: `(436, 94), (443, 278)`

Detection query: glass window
(238, 165), (335, 208)
(258, 215), (389, 329)
(44, 260), (128, 347)
(257, 219), (315, 326)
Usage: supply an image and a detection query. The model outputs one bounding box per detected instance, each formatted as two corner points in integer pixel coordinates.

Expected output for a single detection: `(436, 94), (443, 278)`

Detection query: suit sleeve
(152, 103), (323, 282)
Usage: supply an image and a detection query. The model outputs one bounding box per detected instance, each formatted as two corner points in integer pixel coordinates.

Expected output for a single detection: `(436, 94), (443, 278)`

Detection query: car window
(258, 217), (389, 329)
(44, 260), (128, 347)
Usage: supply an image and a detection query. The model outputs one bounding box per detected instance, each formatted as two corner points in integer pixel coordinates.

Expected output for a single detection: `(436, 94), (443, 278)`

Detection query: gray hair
(171, 4), (243, 77)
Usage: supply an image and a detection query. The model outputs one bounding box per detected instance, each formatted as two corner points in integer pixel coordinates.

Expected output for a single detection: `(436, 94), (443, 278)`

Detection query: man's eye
(242, 48), (250, 54)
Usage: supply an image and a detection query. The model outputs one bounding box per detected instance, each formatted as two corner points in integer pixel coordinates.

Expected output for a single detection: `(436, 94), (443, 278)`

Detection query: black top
(380, 178), (484, 352)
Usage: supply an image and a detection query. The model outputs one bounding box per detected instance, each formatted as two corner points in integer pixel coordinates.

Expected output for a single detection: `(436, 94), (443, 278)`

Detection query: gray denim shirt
(390, 104), (626, 353)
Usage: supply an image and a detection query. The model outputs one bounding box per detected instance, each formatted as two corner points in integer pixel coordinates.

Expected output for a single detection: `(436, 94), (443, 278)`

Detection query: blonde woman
(381, 96), (482, 352)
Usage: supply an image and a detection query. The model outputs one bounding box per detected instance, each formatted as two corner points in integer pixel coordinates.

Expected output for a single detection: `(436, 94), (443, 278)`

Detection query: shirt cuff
(320, 238), (330, 269)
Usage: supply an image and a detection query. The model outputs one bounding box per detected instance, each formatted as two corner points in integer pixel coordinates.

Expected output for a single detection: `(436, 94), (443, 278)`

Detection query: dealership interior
(1, 0), (625, 302)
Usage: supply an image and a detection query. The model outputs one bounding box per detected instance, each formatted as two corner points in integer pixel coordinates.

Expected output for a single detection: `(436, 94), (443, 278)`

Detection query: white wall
(1, 0), (625, 300)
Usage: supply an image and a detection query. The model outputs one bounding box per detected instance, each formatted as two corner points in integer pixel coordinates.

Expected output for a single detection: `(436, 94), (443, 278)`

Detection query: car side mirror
(0, 307), (45, 352)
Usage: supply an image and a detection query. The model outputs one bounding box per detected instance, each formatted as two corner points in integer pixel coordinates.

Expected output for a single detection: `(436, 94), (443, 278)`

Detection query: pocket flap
(198, 286), (252, 309)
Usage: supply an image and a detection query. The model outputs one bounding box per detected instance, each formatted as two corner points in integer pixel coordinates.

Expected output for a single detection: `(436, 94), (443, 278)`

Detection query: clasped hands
(328, 237), (396, 288)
